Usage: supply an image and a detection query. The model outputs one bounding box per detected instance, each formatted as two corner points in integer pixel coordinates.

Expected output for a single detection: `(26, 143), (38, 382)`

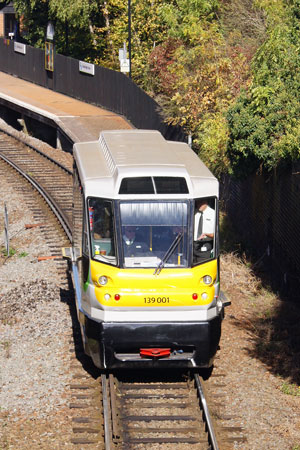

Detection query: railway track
(101, 370), (219, 449)
(0, 130), (73, 241)
(0, 131), (73, 286)
(0, 130), (107, 448)
(0, 129), (246, 449)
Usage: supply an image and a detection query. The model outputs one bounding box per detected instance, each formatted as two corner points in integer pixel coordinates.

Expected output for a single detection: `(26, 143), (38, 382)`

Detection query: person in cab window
(193, 199), (215, 261)
(123, 227), (136, 245)
(123, 226), (149, 257)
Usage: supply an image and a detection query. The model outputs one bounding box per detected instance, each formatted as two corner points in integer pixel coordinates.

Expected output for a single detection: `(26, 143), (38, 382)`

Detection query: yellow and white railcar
(65, 129), (228, 369)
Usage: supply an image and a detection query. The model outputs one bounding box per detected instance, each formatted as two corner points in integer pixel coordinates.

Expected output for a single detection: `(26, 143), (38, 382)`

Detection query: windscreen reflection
(119, 201), (188, 268)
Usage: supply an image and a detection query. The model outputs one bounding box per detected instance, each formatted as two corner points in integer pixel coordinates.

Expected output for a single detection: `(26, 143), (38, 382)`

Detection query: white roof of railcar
(73, 130), (218, 199)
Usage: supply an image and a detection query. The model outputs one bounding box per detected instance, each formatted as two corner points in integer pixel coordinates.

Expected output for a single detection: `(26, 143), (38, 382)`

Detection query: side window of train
(72, 165), (84, 249)
(193, 197), (217, 265)
(81, 194), (90, 284)
(88, 198), (117, 266)
(82, 208), (89, 256)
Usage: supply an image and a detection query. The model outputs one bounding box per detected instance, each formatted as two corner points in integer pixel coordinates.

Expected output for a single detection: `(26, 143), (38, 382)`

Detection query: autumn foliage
(11, 0), (300, 177)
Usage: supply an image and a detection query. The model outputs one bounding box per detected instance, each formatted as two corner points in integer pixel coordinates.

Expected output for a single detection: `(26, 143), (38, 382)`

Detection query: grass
(0, 247), (16, 257)
(281, 382), (300, 397)
(0, 247), (28, 258)
(18, 251), (28, 258)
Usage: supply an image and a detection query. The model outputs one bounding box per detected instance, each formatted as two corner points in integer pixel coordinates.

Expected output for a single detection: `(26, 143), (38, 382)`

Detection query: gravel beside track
(0, 130), (74, 448)
(0, 282), (70, 415)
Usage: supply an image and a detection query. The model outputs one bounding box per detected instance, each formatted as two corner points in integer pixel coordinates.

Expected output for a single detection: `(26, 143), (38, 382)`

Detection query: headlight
(203, 275), (213, 285)
(98, 275), (108, 286)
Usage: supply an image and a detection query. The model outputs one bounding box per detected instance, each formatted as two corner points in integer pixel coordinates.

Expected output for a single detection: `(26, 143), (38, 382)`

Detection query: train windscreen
(119, 201), (189, 268)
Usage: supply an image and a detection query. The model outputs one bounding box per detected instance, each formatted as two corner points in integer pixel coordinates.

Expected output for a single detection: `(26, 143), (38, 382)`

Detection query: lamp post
(128, 0), (131, 78)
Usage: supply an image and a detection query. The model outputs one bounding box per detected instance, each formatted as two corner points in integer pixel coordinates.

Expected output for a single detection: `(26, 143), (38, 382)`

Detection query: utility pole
(128, 0), (131, 78)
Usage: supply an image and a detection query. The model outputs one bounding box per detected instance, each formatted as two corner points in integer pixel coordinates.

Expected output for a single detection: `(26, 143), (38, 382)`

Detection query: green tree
(94, 0), (168, 86)
(147, 1), (237, 174)
(14, 0), (103, 59)
(16, 0), (299, 179)
(227, 1), (300, 177)
(14, 0), (49, 46)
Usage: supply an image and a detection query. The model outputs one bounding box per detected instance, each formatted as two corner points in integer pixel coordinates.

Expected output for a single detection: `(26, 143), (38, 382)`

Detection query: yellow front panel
(89, 259), (218, 308)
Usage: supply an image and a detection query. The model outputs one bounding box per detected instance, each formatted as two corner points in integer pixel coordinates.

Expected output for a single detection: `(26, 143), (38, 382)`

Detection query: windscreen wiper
(154, 232), (183, 276)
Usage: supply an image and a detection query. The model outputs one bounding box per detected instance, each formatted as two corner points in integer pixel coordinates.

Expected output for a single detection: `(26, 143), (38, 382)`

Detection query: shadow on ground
(60, 267), (101, 380)
(231, 302), (300, 385)
(220, 211), (300, 386)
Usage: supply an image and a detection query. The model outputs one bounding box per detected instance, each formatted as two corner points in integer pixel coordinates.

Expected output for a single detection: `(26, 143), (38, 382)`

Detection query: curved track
(0, 129), (246, 449)
(0, 130), (73, 241)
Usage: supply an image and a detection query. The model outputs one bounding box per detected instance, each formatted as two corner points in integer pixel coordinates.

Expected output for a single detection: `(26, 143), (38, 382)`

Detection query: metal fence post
(4, 203), (9, 256)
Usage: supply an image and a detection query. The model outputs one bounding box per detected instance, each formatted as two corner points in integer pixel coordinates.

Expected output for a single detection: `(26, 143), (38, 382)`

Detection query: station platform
(0, 71), (132, 144)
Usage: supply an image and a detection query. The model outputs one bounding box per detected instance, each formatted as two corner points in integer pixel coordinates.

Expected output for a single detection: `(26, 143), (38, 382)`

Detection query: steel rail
(0, 151), (72, 242)
(194, 373), (219, 450)
(106, 371), (220, 448)
(101, 374), (111, 450)
(0, 128), (72, 175)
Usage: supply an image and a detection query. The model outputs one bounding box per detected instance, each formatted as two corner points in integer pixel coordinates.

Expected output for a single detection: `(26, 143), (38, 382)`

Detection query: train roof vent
(119, 177), (189, 194)
(99, 134), (115, 174)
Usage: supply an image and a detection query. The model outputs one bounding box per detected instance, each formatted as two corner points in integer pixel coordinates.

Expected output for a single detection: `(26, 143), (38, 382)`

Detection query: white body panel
(81, 298), (218, 322)
(73, 130), (218, 200)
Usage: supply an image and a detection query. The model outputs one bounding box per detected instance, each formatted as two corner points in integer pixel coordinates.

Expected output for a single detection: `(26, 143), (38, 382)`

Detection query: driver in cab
(123, 226), (149, 257)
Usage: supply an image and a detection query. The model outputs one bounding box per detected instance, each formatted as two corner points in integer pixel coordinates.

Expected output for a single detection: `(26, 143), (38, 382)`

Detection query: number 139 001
(144, 297), (170, 304)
